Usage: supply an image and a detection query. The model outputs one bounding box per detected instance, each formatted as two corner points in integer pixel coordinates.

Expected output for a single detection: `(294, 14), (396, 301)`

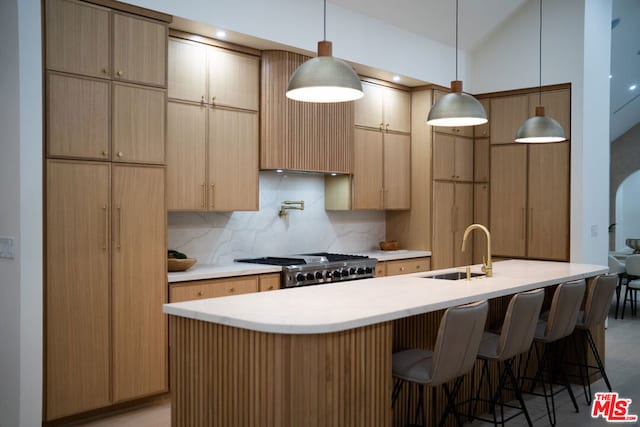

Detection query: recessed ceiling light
(216, 30), (227, 38)
(392, 76), (401, 82)
(609, 74), (613, 79)
(630, 85), (637, 91)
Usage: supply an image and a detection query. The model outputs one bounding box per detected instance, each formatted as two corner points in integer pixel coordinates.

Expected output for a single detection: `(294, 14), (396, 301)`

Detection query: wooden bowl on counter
(168, 258), (197, 272)
(379, 240), (399, 251)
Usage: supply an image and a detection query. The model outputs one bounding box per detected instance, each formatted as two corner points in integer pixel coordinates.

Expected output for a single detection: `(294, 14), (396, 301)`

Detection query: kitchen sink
(421, 272), (485, 280)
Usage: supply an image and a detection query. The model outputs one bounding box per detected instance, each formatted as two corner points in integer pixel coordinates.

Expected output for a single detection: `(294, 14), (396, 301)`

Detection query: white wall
(0, 0), (43, 425)
(169, 173), (386, 263)
(615, 171), (640, 250)
(471, 0), (611, 265)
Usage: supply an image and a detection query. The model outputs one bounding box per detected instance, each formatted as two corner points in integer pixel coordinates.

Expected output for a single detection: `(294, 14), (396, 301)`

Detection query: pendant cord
(323, 0), (327, 41)
(539, 0), (542, 105)
(455, 0), (459, 81)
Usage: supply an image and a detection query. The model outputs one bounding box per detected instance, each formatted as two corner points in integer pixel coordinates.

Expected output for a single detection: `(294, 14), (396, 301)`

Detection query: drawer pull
(229, 287), (235, 293)
(197, 291), (203, 296)
(400, 267), (405, 271)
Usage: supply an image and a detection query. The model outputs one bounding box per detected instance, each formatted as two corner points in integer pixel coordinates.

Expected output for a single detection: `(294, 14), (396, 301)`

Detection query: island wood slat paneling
(260, 51), (354, 174)
(170, 316), (392, 427)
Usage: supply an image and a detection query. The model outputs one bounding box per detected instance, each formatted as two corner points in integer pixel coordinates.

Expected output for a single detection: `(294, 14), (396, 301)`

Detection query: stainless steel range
(236, 252), (377, 288)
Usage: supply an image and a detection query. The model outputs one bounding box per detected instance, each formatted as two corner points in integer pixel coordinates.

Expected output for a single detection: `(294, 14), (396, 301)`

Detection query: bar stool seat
(392, 300), (489, 427)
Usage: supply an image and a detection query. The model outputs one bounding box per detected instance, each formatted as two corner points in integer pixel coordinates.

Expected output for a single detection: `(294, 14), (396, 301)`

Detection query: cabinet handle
(210, 184), (215, 209)
(385, 123), (389, 131)
(379, 122), (384, 131)
(101, 150), (108, 157)
(229, 287), (235, 293)
(117, 206), (122, 250)
(521, 207), (526, 239)
(400, 266), (405, 271)
(268, 286), (274, 290)
(102, 68), (108, 75)
(102, 205), (108, 250)
(197, 291), (203, 296)
(117, 70), (123, 77)
(529, 208), (534, 240)
(201, 95), (205, 104)
(200, 184), (205, 208)
(211, 96), (216, 104)
(117, 151), (123, 158)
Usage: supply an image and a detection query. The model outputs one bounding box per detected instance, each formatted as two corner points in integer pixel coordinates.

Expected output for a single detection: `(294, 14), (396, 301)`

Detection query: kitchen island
(163, 260), (608, 427)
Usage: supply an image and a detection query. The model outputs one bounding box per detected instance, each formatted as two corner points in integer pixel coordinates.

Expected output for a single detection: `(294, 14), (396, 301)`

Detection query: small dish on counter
(379, 240), (399, 251)
(168, 258), (197, 272)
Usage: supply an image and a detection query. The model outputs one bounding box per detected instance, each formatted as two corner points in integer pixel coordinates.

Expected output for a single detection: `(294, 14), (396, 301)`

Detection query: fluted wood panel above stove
(260, 51), (354, 174)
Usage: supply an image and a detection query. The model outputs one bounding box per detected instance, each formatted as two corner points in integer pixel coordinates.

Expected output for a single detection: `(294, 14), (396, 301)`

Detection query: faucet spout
(461, 224), (493, 277)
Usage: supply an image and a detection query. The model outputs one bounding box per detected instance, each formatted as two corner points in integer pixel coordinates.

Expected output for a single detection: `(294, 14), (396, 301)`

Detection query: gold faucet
(461, 224), (493, 277)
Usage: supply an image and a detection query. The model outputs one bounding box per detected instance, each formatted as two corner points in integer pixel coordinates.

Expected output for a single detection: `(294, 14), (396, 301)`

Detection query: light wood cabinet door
(259, 274), (280, 292)
(475, 99), (490, 138)
(112, 83), (166, 164)
(383, 88), (411, 133)
(473, 183), (489, 264)
(474, 138), (490, 182)
(208, 46), (260, 111)
(490, 95), (528, 144)
(528, 89), (571, 140)
(432, 133), (455, 180)
(454, 137), (474, 182)
(527, 143), (570, 260)
(354, 81), (384, 129)
(490, 145), (527, 257)
(432, 181), (454, 270)
(385, 257), (430, 276)
(46, 160), (110, 420)
(47, 73), (110, 160)
(167, 101), (207, 210)
(113, 13), (167, 87)
(453, 183), (473, 267)
(353, 128), (383, 209)
(112, 165), (167, 402)
(375, 262), (386, 277)
(168, 38), (207, 103)
(383, 133), (410, 209)
(208, 108), (259, 211)
(432, 90), (474, 138)
(45, 0), (110, 78)
(170, 276), (259, 303)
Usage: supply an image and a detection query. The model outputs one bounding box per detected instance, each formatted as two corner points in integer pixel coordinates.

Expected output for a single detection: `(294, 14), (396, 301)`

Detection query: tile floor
(76, 298), (640, 427)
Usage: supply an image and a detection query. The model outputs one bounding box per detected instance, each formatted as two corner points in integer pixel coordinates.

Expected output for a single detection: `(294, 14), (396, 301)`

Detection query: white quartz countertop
(163, 260), (608, 334)
(167, 250), (431, 283)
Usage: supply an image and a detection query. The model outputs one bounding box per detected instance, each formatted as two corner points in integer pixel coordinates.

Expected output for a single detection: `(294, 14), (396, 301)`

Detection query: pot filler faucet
(461, 224), (493, 277)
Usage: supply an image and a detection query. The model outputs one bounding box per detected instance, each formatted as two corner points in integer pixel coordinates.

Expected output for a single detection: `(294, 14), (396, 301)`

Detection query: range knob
(349, 268), (356, 275)
(296, 273), (306, 282)
(365, 267), (373, 274)
(325, 271), (333, 279)
(315, 272), (324, 280)
(333, 270), (342, 278)
(357, 268), (365, 275)
(341, 270), (349, 277)
(306, 273), (315, 281)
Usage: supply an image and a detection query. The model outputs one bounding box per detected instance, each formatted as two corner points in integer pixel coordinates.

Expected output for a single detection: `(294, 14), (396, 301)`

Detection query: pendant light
(515, 0), (566, 143)
(286, 0), (363, 103)
(427, 0), (487, 127)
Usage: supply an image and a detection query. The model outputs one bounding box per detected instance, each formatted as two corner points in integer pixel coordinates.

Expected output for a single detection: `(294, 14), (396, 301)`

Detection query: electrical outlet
(0, 236), (15, 259)
(590, 225), (599, 238)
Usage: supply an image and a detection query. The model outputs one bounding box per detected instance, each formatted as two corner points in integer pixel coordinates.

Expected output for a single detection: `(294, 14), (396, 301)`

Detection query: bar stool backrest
(608, 255), (626, 275)
(544, 279), (586, 342)
(626, 255), (640, 277)
(582, 274), (618, 329)
(430, 300), (489, 386)
(497, 289), (544, 360)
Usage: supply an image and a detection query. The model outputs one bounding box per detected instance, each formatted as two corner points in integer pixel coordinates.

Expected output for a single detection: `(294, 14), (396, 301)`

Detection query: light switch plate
(590, 225), (599, 237)
(0, 236), (15, 259)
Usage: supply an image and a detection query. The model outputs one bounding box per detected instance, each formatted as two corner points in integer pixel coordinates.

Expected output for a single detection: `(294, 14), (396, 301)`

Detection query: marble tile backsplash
(168, 172), (386, 265)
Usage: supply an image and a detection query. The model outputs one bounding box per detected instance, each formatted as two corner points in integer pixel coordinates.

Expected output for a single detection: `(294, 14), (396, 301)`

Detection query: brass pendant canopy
(515, 0), (566, 143)
(286, 41), (363, 103)
(427, 80), (488, 126)
(515, 106), (566, 143)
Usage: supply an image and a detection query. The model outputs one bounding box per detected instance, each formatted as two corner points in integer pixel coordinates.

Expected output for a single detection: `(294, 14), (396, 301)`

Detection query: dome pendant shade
(515, 105), (566, 143)
(286, 41), (363, 103)
(427, 80), (488, 127)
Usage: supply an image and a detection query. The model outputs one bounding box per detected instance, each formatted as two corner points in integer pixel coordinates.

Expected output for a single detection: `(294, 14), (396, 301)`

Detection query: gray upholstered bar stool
(471, 288), (544, 427)
(573, 273), (618, 404)
(523, 279), (586, 426)
(391, 300), (489, 427)
(622, 255), (640, 318)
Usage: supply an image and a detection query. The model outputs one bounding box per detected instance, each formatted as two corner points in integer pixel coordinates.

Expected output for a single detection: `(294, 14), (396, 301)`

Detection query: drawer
(375, 262), (386, 277)
(170, 276), (258, 302)
(385, 257), (430, 276)
(259, 274), (280, 292)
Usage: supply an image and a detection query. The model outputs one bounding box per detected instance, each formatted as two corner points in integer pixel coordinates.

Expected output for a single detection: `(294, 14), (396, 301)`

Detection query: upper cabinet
(168, 38), (259, 111)
(261, 50), (353, 173)
(475, 99), (490, 138)
(46, 0), (167, 87)
(431, 90), (474, 138)
(490, 95), (528, 144)
(45, 0), (111, 79)
(432, 133), (473, 182)
(355, 82), (410, 133)
(112, 13), (167, 87)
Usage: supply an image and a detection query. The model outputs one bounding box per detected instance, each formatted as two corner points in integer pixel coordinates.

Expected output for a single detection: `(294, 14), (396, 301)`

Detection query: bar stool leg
(572, 332), (591, 405)
(505, 358), (533, 427)
(586, 329), (613, 392)
(557, 339), (579, 413)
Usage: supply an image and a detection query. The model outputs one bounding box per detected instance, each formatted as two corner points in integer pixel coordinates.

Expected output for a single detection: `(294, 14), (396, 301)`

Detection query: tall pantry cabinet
(44, 0), (170, 421)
